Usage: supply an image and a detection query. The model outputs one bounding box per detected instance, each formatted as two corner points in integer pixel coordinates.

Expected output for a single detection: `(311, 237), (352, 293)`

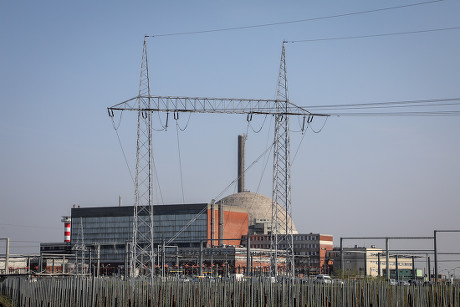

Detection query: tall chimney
(61, 216), (71, 243)
(238, 134), (246, 193)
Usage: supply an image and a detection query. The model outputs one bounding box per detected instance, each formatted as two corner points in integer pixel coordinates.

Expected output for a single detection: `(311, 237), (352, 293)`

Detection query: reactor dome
(217, 191), (298, 234)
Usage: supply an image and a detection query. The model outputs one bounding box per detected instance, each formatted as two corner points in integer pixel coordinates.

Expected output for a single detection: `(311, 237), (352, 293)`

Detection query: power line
(302, 97), (460, 110)
(110, 113), (135, 184)
(215, 97), (460, 116)
(319, 102), (460, 111)
(287, 25), (460, 43)
(147, 0), (443, 37)
(166, 140), (276, 245)
(296, 97), (460, 116)
(329, 111), (460, 117)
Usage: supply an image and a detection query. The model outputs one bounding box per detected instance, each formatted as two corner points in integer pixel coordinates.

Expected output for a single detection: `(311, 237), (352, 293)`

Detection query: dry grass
(0, 295), (14, 307)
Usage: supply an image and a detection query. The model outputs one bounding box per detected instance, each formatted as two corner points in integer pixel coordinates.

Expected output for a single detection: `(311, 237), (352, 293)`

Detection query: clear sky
(1, 1), (459, 274)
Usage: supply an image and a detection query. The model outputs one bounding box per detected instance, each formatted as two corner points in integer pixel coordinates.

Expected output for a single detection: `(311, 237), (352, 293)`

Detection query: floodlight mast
(107, 39), (328, 278)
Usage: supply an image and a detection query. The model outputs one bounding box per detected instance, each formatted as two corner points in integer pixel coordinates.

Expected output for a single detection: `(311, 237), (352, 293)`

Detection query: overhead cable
(310, 116), (329, 133)
(328, 111), (460, 116)
(301, 97), (460, 110)
(256, 116), (274, 193)
(291, 128), (307, 165)
(248, 114), (269, 133)
(214, 141), (276, 201)
(296, 97), (460, 116)
(146, 0), (443, 37)
(152, 156), (165, 205)
(166, 141), (276, 245)
(177, 112), (192, 131)
(110, 115), (135, 184)
(287, 25), (460, 43)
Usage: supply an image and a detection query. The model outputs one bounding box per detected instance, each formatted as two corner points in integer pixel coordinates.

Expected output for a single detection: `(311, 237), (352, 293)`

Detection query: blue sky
(1, 1), (459, 273)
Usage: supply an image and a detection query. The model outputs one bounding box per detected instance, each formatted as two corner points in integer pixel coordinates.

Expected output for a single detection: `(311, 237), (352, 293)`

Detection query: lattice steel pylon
(131, 37), (155, 278)
(73, 217), (87, 275)
(108, 39), (328, 278)
(270, 42), (295, 278)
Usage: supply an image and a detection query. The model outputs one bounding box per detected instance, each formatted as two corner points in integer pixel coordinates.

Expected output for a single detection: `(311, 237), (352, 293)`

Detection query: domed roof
(218, 191), (297, 234)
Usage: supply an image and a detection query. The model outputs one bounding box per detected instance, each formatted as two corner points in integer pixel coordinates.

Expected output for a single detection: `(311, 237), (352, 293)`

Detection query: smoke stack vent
(61, 216), (71, 243)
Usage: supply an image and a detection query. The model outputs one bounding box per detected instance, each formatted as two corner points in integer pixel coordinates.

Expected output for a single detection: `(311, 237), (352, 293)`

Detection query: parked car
(315, 274), (332, 284)
(408, 279), (419, 286)
(389, 279), (398, 286)
(332, 279), (344, 286)
(398, 280), (410, 286)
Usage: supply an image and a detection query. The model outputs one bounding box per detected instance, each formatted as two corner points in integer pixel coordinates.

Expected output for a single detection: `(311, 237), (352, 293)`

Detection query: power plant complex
(2, 20), (459, 305)
(65, 200), (332, 277)
(39, 134), (333, 277)
(5, 42), (430, 282)
(35, 38), (335, 278)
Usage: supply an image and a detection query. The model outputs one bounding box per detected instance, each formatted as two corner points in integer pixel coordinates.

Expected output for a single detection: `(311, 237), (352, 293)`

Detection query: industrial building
(35, 135), (332, 276)
(70, 203), (248, 263)
(330, 245), (419, 280)
(244, 233), (333, 275)
(64, 199), (331, 276)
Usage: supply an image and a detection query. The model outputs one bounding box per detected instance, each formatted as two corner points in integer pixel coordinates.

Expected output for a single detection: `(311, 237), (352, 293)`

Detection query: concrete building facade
(245, 233), (333, 275)
(332, 246), (415, 278)
(70, 203), (248, 265)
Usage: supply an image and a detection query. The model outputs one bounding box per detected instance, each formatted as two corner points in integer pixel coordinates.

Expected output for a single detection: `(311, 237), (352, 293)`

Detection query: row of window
(76, 221), (206, 228)
(294, 235), (318, 241)
(251, 235), (319, 242)
(74, 213), (207, 222)
(74, 215), (207, 224)
(72, 217), (207, 238)
(370, 261), (412, 267)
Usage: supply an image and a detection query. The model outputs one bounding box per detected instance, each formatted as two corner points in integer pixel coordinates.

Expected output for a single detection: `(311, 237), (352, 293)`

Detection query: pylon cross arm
(108, 95), (328, 117)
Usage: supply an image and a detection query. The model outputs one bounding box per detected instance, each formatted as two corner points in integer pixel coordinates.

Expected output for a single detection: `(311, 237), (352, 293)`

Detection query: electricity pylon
(73, 217), (87, 275)
(271, 42), (295, 277)
(132, 37), (155, 278)
(108, 39), (328, 278)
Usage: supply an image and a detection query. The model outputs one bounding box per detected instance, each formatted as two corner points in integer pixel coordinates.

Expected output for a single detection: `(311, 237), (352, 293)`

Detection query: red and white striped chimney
(61, 216), (71, 243)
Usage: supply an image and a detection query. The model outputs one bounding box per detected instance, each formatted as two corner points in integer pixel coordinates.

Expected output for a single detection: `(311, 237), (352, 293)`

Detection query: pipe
(385, 238), (390, 280)
(211, 201), (215, 247)
(5, 238), (10, 275)
(434, 230), (438, 282)
(238, 135), (245, 193)
(218, 202), (224, 246)
(246, 236), (251, 276)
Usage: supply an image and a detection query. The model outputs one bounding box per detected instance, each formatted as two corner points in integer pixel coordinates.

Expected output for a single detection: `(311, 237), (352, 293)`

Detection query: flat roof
(71, 203), (208, 218)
